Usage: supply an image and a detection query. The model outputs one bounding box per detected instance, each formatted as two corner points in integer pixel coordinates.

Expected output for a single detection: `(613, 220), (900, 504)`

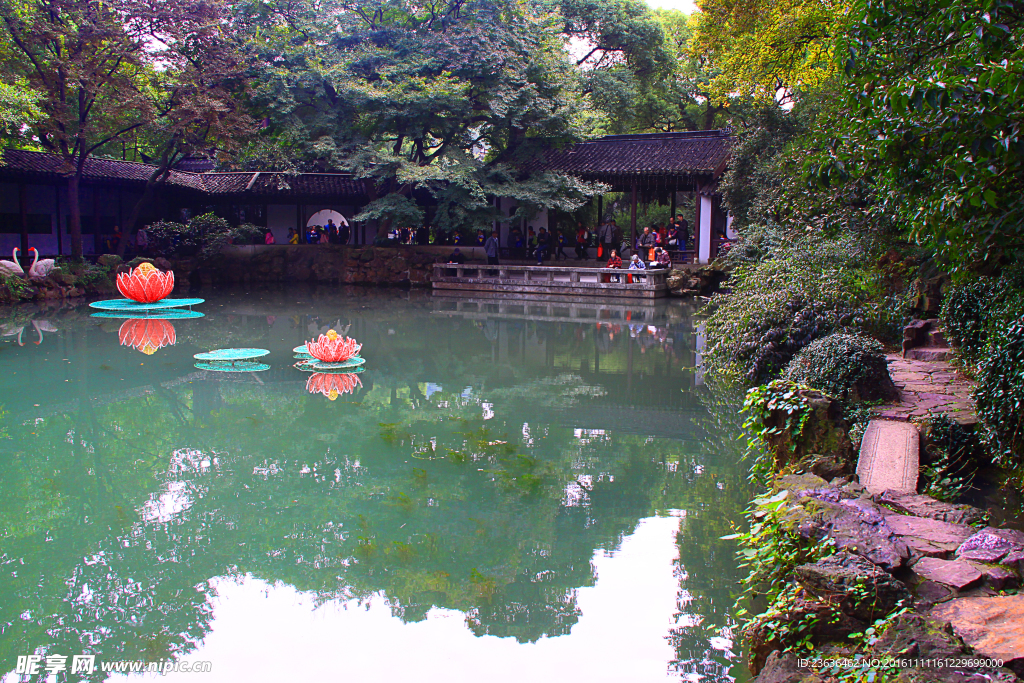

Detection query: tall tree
(691, 0), (849, 102)
(237, 0), (605, 237)
(0, 0), (247, 259)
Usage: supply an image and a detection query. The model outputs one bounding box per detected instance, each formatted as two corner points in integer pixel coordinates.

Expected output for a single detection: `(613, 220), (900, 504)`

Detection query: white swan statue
(0, 248), (24, 277)
(27, 248), (56, 279)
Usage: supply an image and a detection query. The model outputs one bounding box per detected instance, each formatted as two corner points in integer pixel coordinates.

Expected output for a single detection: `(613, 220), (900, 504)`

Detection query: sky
(647, 0), (698, 14)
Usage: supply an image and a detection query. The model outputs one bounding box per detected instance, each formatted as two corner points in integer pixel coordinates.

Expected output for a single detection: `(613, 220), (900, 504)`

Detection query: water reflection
(0, 288), (749, 682)
(118, 318), (177, 355)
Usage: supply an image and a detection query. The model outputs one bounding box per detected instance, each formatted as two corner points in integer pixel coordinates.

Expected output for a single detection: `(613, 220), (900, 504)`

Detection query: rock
(956, 529), (1024, 564)
(760, 388), (854, 471)
(931, 595), (1024, 675)
(1001, 550), (1024, 574)
(775, 474), (830, 496)
(794, 552), (912, 621)
(912, 558), (983, 590)
(883, 515), (975, 560)
(913, 579), (957, 607)
(963, 562), (1018, 590)
(97, 253), (123, 268)
(878, 491), (987, 526)
(806, 454), (851, 480)
(753, 652), (823, 683)
(745, 599), (864, 675)
(784, 491), (910, 570)
(873, 613), (967, 660)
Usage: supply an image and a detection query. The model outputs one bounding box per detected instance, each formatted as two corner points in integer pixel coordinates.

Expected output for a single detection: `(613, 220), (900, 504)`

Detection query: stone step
(906, 346), (953, 361)
(856, 420), (920, 494)
(928, 329), (948, 347)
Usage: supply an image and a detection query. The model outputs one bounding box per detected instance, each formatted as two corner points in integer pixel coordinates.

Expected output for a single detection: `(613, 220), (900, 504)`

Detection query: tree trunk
(67, 173), (84, 260)
(116, 177), (160, 258)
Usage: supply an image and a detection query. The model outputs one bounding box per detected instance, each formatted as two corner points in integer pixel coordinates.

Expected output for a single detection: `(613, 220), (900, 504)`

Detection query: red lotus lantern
(116, 262), (175, 304)
(118, 318), (176, 355)
(306, 329), (361, 363)
(306, 372), (362, 400)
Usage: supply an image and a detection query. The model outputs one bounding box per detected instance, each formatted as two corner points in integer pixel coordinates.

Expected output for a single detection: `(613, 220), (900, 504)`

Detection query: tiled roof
(1, 149), (207, 190)
(1, 149), (367, 198)
(200, 172), (367, 197)
(526, 130), (731, 177)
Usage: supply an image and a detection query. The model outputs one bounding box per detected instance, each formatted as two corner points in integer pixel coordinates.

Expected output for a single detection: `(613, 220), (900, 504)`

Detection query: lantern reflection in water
(306, 372), (362, 400)
(118, 318), (176, 355)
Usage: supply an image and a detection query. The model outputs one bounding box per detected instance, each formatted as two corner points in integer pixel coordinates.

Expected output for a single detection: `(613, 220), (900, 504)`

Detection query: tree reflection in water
(0, 289), (749, 681)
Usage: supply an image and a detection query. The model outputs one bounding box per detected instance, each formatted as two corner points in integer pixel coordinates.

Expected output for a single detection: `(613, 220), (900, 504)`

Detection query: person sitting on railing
(649, 246), (671, 269)
(604, 249), (622, 283)
(447, 248), (466, 264)
(627, 252), (646, 283)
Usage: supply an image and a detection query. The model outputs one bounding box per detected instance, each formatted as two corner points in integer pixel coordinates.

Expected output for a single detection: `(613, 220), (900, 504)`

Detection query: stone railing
(432, 263), (669, 298)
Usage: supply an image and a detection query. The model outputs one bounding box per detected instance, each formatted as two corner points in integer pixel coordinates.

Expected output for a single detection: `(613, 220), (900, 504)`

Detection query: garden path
(875, 354), (977, 425)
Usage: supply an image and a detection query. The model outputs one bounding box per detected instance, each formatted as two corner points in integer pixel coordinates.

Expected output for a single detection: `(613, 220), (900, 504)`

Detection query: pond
(0, 288), (750, 683)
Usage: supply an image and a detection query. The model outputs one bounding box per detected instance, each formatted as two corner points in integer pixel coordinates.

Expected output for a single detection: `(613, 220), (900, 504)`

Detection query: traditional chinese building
(0, 130), (731, 263)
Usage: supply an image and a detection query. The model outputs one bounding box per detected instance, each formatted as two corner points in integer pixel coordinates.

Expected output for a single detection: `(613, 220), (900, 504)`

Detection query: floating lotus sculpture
(116, 262), (175, 304)
(306, 372), (362, 400)
(306, 329), (361, 363)
(118, 318), (176, 355)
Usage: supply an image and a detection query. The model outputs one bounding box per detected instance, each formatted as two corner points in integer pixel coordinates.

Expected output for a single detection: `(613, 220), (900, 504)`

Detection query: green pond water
(0, 288), (751, 683)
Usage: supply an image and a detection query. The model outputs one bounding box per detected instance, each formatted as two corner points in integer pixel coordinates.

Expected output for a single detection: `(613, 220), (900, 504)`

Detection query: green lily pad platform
(195, 361), (270, 372)
(294, 357), (365, 372)
(294, 362), (365, 374)
(89, 298), (205, 312)
(90, 310), (205, 320)
(194, 348), (270, 362)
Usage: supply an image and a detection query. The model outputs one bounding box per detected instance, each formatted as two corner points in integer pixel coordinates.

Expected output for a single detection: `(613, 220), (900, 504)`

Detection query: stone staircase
(901, 318), (952, 361)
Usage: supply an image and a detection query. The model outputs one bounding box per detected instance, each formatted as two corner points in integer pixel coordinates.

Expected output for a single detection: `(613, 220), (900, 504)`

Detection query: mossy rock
(97, 254), (123, 269)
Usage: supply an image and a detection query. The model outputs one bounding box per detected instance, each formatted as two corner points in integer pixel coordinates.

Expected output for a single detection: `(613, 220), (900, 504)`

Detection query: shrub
(704, 248), (860, 384)
(920, 414), (984, 501)
(940, 278), (998, 363)
(230, 222), (265, 245)
(147, 213), (232, 259)
(974, 316), (1024, 465)
(784, 333), (897, 403)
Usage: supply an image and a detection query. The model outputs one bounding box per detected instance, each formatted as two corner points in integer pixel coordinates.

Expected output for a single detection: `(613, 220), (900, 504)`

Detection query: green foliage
(835, 0), (1024, 276)
(783, 333), (889, 403)
(941, 278), (998, 363)
(975, 315), (1024, 465)
(0, 273), (30, 303)
(704, 234), (865, 383)
(230, 223), (266, 246)
(920, 414), (984, 502)
(147, 213), (232, 260)
(741, 379), (814, 483)
(941, 267), (1024, 365)
(723, 489), (835, 613)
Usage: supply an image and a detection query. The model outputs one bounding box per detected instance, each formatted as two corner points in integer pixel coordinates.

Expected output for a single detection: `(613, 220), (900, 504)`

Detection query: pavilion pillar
(698, 193), (713, 264)
(670, 184), (676, 221)
(630, 178), (637, 253)
(55, 184), (62, 256)
(19, 183), (29, 256)
(597, 194), (603, 222)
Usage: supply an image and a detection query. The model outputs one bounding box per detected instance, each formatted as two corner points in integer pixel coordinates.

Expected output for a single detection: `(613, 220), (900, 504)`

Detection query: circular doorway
(306, 210), (349, 228)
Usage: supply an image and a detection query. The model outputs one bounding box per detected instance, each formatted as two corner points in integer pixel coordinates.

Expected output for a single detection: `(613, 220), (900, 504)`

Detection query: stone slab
(884, 515), (975, 546)
(857, 420), (920, 494)
(878, 490), (987, 525)
(912, 557), (984, 590)
(931, 595), (1024, 673)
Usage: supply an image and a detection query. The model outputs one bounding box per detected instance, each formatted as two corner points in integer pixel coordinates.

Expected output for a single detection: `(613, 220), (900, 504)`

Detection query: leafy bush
(784, 333), (896, 403)
(230, 222), (265, 245)
(974, 316), (1024, 465)
(704, 236), (864, 384)
(920, 414), (984, 501)
(147, 213), (232, 260)
(940, 278), (998, 363)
